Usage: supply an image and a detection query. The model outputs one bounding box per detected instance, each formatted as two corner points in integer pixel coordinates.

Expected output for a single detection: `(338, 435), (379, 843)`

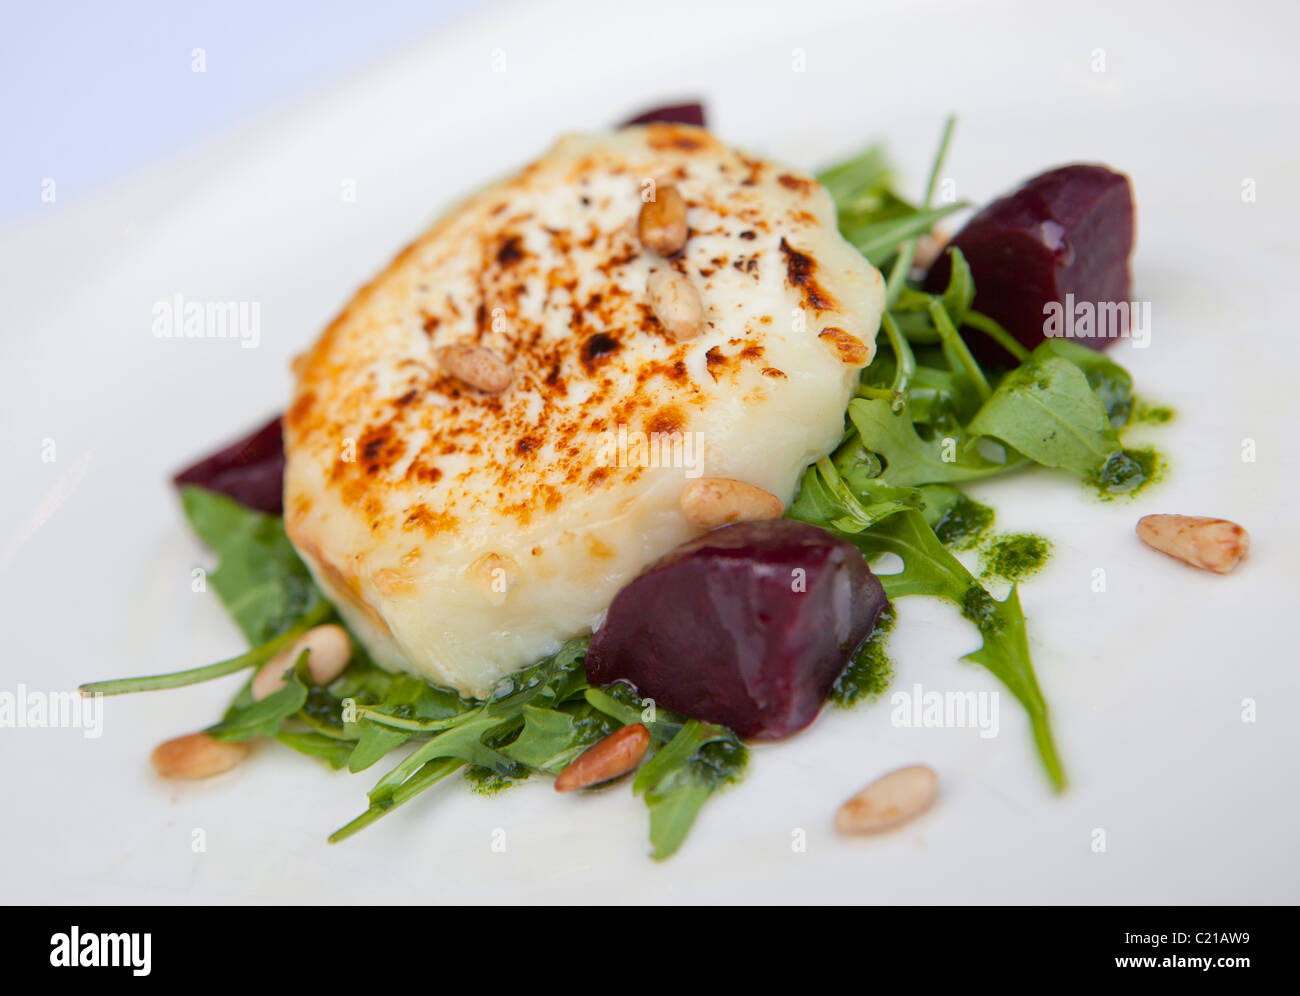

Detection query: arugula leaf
(788, 454), (923, 532)
(327, 757), (466, 842)
(827, 511), (1064, 789)
(840, 204), (967, 266)
(635, 720), (747, 861)
(644, 746), (746, 860)
(582, 690), (747, 860)
(79, 598), (332, 697)
(1035, 339), (1134, 428)
(939, 246), (975, 323)
(180, 485), (324, 645)
(343, 669), (466, 772)
(347, 724), (409, 773)
(966, 352), (1120, 479)
(276, 730), (355, 770)
(848, 398), (1012, 486)
(501, 704), (616, 774)
(816, 142), (894, 211)
(330, 638), (593, 842)
(819, 124), (966, 273)
(583, 685), (682, 741)
(209, 652), (311, 741)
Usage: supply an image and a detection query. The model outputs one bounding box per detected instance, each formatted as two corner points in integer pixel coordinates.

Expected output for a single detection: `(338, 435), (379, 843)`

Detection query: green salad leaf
(642, 728), (746, 861)
(818, 132), (967, 272)
(827, 511), (1064, 789)
(847, 397), (1012, 486)
(1036, 338), (1135, 428)
(584, 686), (747, 860)
(965, 351), (1121, 479)
(210, 651), (312, 740)
(180, 485), (324, 645)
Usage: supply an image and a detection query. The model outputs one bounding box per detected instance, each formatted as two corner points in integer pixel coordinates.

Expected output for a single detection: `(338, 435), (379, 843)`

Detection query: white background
(1, 0), (1297, 903)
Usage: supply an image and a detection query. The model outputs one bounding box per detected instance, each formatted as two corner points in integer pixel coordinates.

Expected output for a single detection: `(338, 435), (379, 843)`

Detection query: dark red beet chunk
(620, 102), (707, 128)
(587, 520), (889, 740)
(172, 416), (285, 515)
(924, 164), (1134, 361)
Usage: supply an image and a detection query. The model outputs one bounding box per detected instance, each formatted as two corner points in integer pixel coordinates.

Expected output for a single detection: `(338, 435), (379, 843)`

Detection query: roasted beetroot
(586, 520), (889, 739)
(620, 102), (707, 128)
(925, 164), (1134, 361)
(172, 415), (285, 514)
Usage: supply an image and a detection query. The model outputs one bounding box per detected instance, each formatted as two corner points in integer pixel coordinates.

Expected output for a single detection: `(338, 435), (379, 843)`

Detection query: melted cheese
(283, 124), (885, 697)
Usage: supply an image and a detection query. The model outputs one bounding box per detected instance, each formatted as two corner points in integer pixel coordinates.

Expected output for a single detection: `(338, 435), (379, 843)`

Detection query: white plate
(3, 0), (1298, 904)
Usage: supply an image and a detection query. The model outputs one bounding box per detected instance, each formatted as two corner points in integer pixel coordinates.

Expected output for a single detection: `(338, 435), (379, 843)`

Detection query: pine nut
(638, 184), (688, 255)
(1136, 514), (1250, 574)
(151, 732), (250, 780)
(647, 268), (705, 342)
(835, 764), (938, 835)
(435, 343), (513, 393)
(911, 227), (950, 270)
(554, 723), (650, 792)
(252, 623), (352, 701)
(680, 477), (784, 529)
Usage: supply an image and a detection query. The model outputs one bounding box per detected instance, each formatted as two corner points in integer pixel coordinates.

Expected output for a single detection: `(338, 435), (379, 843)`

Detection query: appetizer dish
(85, 103), (1248, 859)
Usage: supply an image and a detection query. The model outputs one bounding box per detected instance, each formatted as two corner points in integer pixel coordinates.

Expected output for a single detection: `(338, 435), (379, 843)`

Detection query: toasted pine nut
(252, 623), (352, 701)
(151, 732), (250, 780)
(555, 723), (650, 792)
(818, 327), (870, 365)
(1136, 514), (1250, 574)
(647, 268), (705, 342)
(638, 184), (688, 255)
(835, 764), (938, 835)
(435, 343), (513, 393)
(680, 477), (784, 529)
(911, 227), (950, 270)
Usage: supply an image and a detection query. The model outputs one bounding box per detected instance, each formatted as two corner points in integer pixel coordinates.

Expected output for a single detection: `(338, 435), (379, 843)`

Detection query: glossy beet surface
(587, 520), (889, 739)
(173, 416), (285, 514)
(620, 102), (707, 127)
(925, 164), (1134, 361)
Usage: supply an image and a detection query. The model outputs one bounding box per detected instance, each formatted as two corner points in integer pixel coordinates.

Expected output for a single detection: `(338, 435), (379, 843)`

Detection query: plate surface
(2, 0), (1298, 904)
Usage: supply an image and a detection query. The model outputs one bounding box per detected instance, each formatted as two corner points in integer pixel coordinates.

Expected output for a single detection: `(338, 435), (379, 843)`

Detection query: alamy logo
(594, 424), (706, 478)
(890, 683), (1000, 739)
(50, 927), (151, 976)
(0, 685), (102, 737)
(1042, 293), (1150, 348)
(152, 294), (261, 348)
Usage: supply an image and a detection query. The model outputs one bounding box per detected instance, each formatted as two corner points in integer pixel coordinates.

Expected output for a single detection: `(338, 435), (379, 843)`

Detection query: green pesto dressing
(932, 494), (995, 550)
(1090, 446), (1164, 499)
(464, 765), (530, 796)
(980, 533), (1053, 583)
(831, 605), (896, 707)
(1130, 399), (1176, 425)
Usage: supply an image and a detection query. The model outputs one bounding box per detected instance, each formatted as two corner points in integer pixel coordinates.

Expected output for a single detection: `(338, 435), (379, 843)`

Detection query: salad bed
(83, 114), (1164, 858)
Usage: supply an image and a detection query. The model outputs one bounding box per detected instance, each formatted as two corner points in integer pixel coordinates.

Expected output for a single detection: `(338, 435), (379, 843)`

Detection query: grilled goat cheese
(284, 124), (885, 698)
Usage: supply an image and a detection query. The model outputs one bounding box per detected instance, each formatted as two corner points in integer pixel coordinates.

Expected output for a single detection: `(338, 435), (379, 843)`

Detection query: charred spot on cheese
(779, 237), (838, 312)
(580, 332), (622, 369)
(646, 405), (686, 436)
(283, 125), (885, 698)
(646, 123), (708, 152)
(496, 235), (526, 267)
(777, 173), (816, 196)
(818, 327), (871, 365)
